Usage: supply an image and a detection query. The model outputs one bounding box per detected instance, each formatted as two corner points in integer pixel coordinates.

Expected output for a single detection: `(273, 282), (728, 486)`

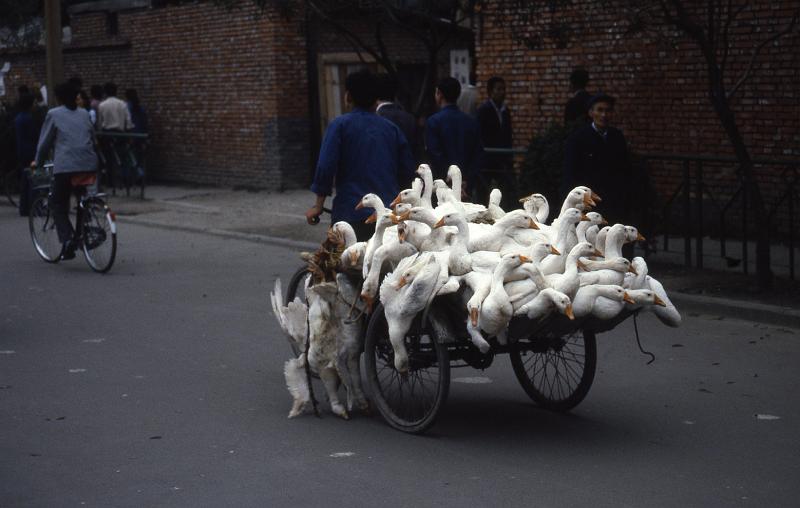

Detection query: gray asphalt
(1, 206), (798, 508)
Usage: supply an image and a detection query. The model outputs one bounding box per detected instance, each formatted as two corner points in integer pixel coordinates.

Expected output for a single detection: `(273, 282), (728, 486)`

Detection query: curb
(669, 292), (800, 330)
(118, 215), (800, 330)
(117, 216), (319, 251)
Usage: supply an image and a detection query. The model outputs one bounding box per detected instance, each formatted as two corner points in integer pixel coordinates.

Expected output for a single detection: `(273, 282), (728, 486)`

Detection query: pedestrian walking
(375, 73), (420, 162)
(32, 82), (98, 260)
(306, 70), (414, 241)
(562, 93), (632, 224)
(477, 76), (515, 208)
(564, 68), (591, 127)
(424, 77), (483, 198)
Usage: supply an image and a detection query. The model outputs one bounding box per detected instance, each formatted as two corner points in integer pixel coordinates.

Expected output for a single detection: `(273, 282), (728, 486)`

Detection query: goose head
(330, 221), (357, 247)
(398, 206), (437, 227)
(355, 193), (385, 212)
(496, 209), (539, 231)
(540, 288), (574, 320)
(631, 257), (648, 277)
(576, 185), (602, 205)
(489, 188), (502, 206)
(593, 284), (633, 303)
(433, 179), (450, 193)
(570, 241), (601, 261)
(433, 211), (467, 229)
(393, 202), (413, 217)
(624, 225), (646, 243)
(390, 187), (421, 207)
(578, 256), (631, 273)
(563, 187), (596, 212)
(559, 207), (588, 226)
(530, 241), (560, 262)
(367, 209), (400, 228)
(627, 289), (667, 307)
(585, 211), (607, 226)
(446, 165), (462, 184)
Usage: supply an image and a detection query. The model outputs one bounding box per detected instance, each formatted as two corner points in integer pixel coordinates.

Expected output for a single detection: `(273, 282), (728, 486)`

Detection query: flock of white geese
(272, 163), (681, 418)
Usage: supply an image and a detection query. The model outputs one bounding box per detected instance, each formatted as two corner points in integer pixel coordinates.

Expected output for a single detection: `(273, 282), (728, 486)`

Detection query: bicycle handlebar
(310, 206), (333, 225)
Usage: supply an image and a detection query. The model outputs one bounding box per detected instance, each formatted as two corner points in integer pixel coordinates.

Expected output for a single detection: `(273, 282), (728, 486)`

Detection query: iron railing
(96, 131), (149, 199)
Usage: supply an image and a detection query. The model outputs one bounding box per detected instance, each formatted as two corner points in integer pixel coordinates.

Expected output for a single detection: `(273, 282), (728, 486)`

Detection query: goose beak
(350, 249), (360, 266)
(580, 214), (591, 221)
(398, 227), (408, 243)
(577, 259), (588, 271)
(601, 218), (609, 225)
(654, 295), (667, 307)
(583, 194), (596, 208)
(396, 276), (408, 289)
(390, 214), (402, 225)
(397, 210), (411, 221)
(528, 218), (539, 230)
(628, 265), (638, 275)
(623, 292), (636, 305)
(637, 233), (646, 241)
(564, 304), (575, 320)
(433, 217), (446, 229)
(518, 194), (532, 203)
(389, 193), (402, 207)
(591, 191), (602, 202)
(364, 213), (377, 224)
(550, 246), (561, 255)
(593, 249), (603, 257)
(360, 293), (374, 312)
(519, 255), (532, 264)
(355, 201), (364, 210)
(470, 307), (478, 327)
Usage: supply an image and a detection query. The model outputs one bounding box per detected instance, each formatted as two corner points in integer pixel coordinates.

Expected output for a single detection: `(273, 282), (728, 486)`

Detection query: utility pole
(44, 0), (63, 105)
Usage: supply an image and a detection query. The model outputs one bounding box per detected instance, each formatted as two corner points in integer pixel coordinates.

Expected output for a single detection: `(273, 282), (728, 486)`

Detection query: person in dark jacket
(562, 93), (631, 224)
(306, 70), (414, 241)
(477, 76), (514, 207)
(564, 68), (591, 127)
(14, 93), (37, 216)
(425, 77), (483, 197)
(375, 74), (420, 162)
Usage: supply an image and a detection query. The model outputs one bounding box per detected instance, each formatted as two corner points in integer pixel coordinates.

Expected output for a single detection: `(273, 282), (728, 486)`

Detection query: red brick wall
(474, 0), (799, 232)
(3, 2), (310, 189)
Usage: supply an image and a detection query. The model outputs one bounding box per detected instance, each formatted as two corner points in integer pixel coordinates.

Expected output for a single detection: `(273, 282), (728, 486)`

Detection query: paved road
(1, 207), (798, 507)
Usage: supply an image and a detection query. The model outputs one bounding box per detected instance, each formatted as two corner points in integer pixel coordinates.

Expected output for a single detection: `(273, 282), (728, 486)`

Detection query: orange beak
(397, 210), (411, 221)
(350, 249), (360, 266)
(389, 193), (402, 208)
(637, 233), (646, 242)
(396, 276), (408, 289)
(577, 259), (588, 271)
(550, 246), (561, 255)
(470, 307), (479, 327)
(390, 214), (402, 225)
(519, 255), (531, 263)
(628, 265), (638, 275)
(593, 249), (603, 257)
(601, 218), (609, 226)
(364, 213), (377, 224)
(583, 194), (596, 208)
(360, 293), (374, 312)
(528, 218), (539, 230)
(564, 304), (575, 320)
(518, 194), (532, 203)
(398, 227), (408, 243)
(654, 295), (667, 307)
(580, 214), (591, 221)
(355, 201), (364, 210)
(591, 191), (602, 203)
(433, 217), (446, 229)
(623, 292), (636, 305)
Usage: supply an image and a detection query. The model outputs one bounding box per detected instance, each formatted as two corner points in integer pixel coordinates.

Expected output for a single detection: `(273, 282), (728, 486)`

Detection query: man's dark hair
(17, 93), (34, 112)
(436, 77), (461, 104)
(487, 76), (505, 94)
(345, 70), (377, 109)
(104, 82), (118, 97)
(375, 73), (398, 102)
(68, 76), (83, 91)
(55, 82), (78, 110)
(588, 93), (615, 109)
(570, 68), (590, 89)
(90, 85), (104, 100)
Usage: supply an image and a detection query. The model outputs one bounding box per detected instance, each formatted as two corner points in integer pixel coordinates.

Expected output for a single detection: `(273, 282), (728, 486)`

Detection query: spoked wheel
(364, 303), (450, 434)
(81, 198), (117, 273)
(28, 196), (62, 263)
(284, 265), (311, 358)
(510, 329), (597, 412)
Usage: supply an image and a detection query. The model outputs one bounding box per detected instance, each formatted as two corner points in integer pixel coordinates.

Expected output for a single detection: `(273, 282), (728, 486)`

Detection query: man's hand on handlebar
(305, 205), (323, 225)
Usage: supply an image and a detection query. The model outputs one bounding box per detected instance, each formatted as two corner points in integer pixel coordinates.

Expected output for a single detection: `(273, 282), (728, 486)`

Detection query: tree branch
(727, 10), (799, 99)
(307, 0), (391, 69)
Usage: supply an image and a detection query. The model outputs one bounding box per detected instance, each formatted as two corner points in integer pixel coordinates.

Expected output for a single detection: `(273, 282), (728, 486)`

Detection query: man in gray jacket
(33, 82), (98, 260)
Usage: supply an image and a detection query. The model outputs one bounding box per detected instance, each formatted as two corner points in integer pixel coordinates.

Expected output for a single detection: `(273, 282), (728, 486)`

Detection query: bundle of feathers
(271, 163), (681, 418)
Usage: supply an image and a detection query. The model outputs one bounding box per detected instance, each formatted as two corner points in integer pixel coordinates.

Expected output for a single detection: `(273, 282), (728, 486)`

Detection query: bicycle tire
(81, 198), (117, 273)
(509, 329), (597, 412)
(28, 196), (62, 263)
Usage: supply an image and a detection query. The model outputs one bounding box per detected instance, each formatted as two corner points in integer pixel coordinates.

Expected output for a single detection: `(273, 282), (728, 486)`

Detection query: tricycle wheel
(510, 329), (597, 412)
(364, 303), (449, 434)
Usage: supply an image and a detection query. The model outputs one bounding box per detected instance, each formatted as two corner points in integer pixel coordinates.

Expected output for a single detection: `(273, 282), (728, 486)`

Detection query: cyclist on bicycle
(32, 82), (98, 260)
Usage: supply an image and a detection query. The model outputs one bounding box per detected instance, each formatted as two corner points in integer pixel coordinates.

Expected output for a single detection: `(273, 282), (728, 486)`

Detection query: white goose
(578, 257), (633, 287)
(355, 193), (387, 216)
(571, 284), (633, 319)
(520, 193), (550, 225)
(362, 210), (399, 279)
(333, 222), (365, 270)
(469, 210), (538, 253)
(516, 287), (574, 321)
(471, 253), (531, 346)
(487, 188), (505, 221)
(398, 207), (453, 252)
(577, 211), (607, 243)
(447, 165), (463, 202)
(539, 208), (588, 275)
(361, 240), (418, 312)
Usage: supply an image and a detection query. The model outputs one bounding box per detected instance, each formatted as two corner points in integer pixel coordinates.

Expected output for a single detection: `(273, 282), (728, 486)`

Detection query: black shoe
(60, 241), (77, 261)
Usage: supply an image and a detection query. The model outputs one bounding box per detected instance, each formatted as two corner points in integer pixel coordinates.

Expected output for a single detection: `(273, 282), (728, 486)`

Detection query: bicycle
(28, 164), (118, 273)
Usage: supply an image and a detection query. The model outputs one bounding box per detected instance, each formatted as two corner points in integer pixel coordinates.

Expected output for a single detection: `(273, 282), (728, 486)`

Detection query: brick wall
(474, 0), (799, 233)
(3, 2), (310, 189)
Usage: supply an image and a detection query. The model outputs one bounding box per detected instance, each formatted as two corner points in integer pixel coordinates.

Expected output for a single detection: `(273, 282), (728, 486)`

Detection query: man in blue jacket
(306, 70), (415, 241)
(425, 77), (483, 199)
